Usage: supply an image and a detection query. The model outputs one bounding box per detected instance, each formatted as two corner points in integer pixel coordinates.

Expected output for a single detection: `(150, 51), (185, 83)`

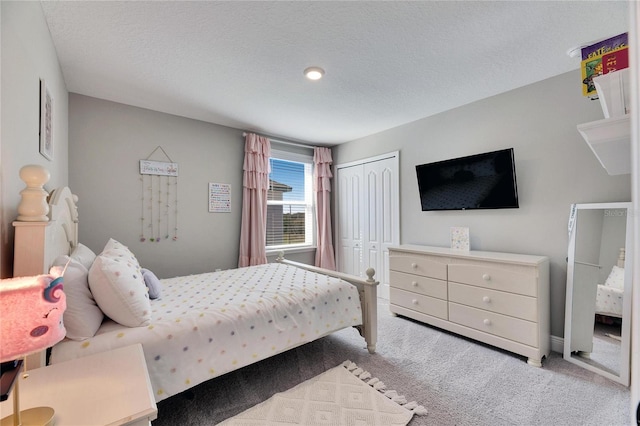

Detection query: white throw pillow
(52, 255), (104, 340)
(88, 239), (151, 327)
(604, 265), (625, 290)
(70, 243), (97, 270)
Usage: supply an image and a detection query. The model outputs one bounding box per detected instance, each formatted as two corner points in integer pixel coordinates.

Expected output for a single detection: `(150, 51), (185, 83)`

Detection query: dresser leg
(527, 357), (543, 367)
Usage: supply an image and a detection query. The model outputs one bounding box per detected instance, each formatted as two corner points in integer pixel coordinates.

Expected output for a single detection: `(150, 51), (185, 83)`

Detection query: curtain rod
(242, 132), (315, 150)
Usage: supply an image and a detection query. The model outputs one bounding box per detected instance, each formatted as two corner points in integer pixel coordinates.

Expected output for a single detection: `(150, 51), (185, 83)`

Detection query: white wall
(68, 94), (314, 279)
(333, 70), (631, 337)
(1, 1), (69, 277)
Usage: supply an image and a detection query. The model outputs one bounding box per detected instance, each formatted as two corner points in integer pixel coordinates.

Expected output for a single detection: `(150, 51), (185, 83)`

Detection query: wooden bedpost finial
(365, 268), (376, 283)
(17, 165), (50, 222)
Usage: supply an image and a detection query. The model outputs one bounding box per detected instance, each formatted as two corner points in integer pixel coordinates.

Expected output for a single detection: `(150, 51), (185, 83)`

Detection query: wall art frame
(39, 79), (53, 161)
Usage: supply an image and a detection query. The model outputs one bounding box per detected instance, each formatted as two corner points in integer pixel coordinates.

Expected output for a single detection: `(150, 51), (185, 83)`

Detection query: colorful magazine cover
(581, 33), (628, 97)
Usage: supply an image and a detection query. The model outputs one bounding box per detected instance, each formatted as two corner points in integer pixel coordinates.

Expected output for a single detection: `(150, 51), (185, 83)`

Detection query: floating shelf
(577, 114), (630, 175)
(577, 69), (630, 176)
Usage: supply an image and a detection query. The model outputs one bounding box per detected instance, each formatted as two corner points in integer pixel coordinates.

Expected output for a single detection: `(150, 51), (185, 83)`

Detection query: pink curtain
(238, 133), (271, 267)
(314, 147), (337, 270)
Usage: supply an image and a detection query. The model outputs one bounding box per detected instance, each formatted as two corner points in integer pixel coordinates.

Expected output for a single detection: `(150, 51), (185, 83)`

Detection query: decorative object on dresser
(563, 202), (632, 386)
(11, 165), (379, 405)
(388, 245), (550, 367)
(0, 272), (66, 426)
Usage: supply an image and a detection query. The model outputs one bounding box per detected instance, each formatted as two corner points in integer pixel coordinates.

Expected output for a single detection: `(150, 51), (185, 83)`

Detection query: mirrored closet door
(564, 202), (633, 385)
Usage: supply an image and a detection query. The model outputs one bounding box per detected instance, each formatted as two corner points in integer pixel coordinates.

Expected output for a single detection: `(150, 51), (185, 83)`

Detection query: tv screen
(416, 148), (519, 211)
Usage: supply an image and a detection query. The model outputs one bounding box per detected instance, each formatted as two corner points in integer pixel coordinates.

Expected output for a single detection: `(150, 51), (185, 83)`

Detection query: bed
(12, 178), (378, 403)
(595, 248), (626, 319)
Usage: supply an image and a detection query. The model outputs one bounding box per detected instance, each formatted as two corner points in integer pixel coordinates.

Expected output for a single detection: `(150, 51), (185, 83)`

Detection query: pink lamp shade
(0, 274), (66, 363)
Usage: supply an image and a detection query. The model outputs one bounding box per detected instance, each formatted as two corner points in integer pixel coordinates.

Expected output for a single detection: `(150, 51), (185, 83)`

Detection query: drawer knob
(482, 274), (491, 281)
(412, 281), (418, 287)
(482, 296), (491, 303)
(483, 319), (492, 326)
(412, 299), (419, 305)
(411, 263), (418, 269)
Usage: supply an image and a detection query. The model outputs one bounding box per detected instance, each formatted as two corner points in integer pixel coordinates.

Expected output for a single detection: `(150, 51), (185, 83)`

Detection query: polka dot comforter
(50, 263), (363, 402)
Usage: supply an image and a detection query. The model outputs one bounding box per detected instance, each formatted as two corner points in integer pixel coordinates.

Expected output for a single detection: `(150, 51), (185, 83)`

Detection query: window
(266, 149), (314, 250)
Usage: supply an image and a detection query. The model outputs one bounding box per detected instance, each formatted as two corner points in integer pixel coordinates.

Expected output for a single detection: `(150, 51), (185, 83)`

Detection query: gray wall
(69, 94), (314, 279)
(1, 1), (69, 277)
(333, 70), (631, 337)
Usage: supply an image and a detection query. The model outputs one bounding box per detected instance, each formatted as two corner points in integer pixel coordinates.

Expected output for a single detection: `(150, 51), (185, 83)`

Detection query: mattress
(595, 284), (623, 318)
(51, 263), (362, 402)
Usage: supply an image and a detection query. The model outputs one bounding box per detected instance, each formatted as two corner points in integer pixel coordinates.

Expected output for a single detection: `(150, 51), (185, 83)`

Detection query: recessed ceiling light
(304, 67), (325, 80)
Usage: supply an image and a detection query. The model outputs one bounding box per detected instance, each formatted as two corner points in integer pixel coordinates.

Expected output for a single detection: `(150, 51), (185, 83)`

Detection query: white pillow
(604, 265), (625, 290)
(88, 239), (151, 327)
(52, 255), (104, 340)
(70, 243), (97, 270)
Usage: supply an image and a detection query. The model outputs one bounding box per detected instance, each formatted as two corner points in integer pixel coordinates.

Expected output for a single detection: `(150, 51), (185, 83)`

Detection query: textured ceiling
(40, 1), (629, 145)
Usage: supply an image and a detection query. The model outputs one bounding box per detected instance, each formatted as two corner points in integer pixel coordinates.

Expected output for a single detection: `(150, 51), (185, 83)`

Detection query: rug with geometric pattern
(218, 360), (427, 425)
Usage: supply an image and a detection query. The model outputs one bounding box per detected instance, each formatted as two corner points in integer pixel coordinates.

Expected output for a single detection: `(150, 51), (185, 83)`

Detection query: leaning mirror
(564, 202), (633, 385)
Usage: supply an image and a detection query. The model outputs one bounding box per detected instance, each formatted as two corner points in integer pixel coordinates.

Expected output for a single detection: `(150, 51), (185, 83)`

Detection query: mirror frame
(563, 202), (633, 385)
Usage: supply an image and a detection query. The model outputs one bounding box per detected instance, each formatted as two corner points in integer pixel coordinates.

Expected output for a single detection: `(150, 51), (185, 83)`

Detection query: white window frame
(265, 149), (315, 254)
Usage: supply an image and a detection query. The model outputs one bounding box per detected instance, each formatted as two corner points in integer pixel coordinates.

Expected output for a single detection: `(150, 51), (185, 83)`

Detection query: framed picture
(39, 79), (53, 161)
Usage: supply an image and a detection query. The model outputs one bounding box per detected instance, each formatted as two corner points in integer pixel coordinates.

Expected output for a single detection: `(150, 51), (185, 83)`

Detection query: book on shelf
(581, 33), (628, 98)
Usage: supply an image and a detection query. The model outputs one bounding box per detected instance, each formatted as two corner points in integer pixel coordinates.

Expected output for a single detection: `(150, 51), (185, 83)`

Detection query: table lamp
(0, 273), (66, 426)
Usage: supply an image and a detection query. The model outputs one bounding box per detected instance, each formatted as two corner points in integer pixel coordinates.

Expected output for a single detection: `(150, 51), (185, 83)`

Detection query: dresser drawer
(449, 302), (538, 347)
(390, 270), (447, 299)
(448, 282), (537, 322)
(390, 287), (448, 320)
(389, 252), (447, 280)
(448, 263), (537, 297)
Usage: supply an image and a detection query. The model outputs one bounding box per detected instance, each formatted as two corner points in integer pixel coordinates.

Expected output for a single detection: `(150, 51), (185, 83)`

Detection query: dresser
(389, 245), (550, 366)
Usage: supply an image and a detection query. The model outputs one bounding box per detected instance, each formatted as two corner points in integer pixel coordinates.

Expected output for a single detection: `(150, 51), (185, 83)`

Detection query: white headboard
(617, 247), (626, 268)
(13, 170), (79, 276)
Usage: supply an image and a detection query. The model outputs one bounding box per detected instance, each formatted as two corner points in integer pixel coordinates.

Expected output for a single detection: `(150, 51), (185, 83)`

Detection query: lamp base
(0, 406), (54, 426)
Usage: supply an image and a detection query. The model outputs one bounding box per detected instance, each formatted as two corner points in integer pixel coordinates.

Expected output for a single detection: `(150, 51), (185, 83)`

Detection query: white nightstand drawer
(390, 270), (447, 299)
(448, 282), (537, 322)
(389, 253), (447, 279)
(448, 263), (537, 296)
(449, 302), (538, 347)
(391, 287), (448, 319)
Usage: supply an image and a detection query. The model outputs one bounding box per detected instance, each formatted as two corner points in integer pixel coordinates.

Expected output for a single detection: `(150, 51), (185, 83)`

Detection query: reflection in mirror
(564, 202), (632, 386)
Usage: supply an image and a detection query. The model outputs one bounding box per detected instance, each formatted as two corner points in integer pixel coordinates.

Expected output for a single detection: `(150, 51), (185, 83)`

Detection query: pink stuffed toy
(0, 272), (66, 362)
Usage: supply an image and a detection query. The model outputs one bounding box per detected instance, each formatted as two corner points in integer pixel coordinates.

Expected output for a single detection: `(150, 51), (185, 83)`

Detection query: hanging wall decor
(39, 79), (53, 161)
(139, 147), (179, 243)
(208, 183), (231, 213)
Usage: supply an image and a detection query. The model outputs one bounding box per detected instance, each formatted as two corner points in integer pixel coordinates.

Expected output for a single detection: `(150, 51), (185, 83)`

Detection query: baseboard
(551, 335), (564, 354)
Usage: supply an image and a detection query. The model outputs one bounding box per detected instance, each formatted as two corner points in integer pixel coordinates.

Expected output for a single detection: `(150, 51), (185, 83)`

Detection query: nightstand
(0, 344), (157, 426)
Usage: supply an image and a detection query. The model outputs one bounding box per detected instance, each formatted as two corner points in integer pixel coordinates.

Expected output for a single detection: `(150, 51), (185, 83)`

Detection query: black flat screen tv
(416, 148), (519, 211)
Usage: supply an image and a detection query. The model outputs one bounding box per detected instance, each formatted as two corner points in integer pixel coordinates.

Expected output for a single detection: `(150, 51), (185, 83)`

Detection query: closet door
(363, 157), (398, 299)
(336, 152), (399, 299)
(336, 164), (364, 277)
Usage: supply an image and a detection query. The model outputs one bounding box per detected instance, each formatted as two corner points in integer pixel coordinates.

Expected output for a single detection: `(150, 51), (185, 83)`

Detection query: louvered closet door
(336, 153), (399, 300)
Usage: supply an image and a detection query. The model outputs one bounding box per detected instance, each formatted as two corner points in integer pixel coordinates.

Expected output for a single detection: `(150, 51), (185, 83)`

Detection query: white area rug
(218, 361), (427, 425)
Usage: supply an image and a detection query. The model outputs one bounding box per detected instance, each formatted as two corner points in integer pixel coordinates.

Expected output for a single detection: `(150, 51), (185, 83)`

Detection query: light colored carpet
(153, 300), (630, 425)
(218, 360), (426, 425)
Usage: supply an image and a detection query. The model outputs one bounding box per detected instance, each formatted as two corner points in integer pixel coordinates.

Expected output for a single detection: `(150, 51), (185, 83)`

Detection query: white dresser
(389, 245), (550, 366)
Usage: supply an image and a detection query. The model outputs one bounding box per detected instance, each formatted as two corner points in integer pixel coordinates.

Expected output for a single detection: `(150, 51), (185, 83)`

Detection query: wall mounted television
(416, 148), (519, 211)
